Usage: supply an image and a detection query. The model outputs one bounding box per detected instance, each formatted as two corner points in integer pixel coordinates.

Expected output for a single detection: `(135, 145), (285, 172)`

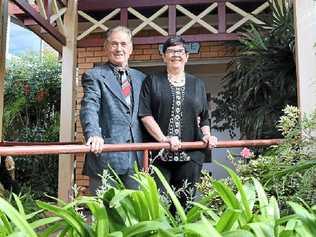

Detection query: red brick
(87, 47), (102, 51)
(132, 49), (143, 55)
(136, 45), (152, 49)
(189, 53), (201, 58)
(133, 55), (151, 60)
(151, 54), (162, 60)
(200, 46), (210, 52)
(94, 51), (107, 57)
(77, 174), (89, 180)
(143, 48), (159, 55)
(76, 153), (85, 159)
(78, 63), (93, 69)
(76, 162), (84, 169)
(76, 180), (89, 186)
(200, 42), (212, 47)
(78, 58), (85, 63)
(201, 52), (218, 57)
(210, 46), (220, 52)
(86, 57), (102, 63)
(78, 51), (94, 58)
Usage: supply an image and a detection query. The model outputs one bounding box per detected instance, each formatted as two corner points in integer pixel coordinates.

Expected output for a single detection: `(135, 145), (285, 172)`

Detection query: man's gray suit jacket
(80, 63), (146, 178)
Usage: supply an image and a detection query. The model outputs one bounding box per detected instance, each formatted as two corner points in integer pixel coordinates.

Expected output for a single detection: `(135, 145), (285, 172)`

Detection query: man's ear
(162, 54), (167, 63)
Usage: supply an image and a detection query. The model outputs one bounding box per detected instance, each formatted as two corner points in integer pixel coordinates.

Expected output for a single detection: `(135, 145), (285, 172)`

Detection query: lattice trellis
(76, 1), (270, 43)
(11, 0), (272, 45)
(128, 6), (169, 36)
(50, 1), (67, 35)
(226, 1), (269, 33)
(32, 0), (67, 34)
(77, 8), (120, 40)
(176, 3), (218, 35)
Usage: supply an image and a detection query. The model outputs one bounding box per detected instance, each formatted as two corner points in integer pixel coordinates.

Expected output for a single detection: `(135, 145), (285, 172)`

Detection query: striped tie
(120, 71), (131, 106)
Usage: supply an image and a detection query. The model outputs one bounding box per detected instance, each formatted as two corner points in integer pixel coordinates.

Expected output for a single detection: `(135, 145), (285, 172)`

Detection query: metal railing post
(143, 149), (149, 172)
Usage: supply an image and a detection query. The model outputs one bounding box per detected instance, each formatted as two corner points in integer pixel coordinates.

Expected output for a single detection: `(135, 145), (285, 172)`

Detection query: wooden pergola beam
(8, 2), (25, 15)
(0, 0), (8, 141)
(78, 33), (239, 47)
(56, 0), (66, 7)
(168, 4), (176, 35)
(28, 25), (63, 53)
(217, 2), (226, 33)
(58, 0), (77, 202)
(44, 0), (52, 20)
(79, 0), (266, 11)
(12, 0), (66, 45)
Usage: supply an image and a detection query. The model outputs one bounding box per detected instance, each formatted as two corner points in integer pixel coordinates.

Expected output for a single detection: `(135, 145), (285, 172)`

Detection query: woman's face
(162, 44), (189, 71)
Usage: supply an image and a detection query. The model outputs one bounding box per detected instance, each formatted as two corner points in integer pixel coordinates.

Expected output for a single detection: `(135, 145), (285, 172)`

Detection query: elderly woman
(139, 36), (217, 207)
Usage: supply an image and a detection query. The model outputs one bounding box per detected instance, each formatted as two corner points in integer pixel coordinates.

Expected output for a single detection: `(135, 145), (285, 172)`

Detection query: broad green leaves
(0, 167), (315, 236)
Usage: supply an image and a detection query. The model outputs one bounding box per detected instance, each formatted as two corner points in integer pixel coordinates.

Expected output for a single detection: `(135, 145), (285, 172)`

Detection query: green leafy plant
(202, 106), (316, 215)
(4, 51), (61, 198)
(1, 165), (315, 236)
(212, 0), (296, 139)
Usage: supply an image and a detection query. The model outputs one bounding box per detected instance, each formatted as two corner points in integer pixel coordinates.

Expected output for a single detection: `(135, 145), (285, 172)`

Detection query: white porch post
(294, 0), (316, 117)
(0, 0), (8, 141)
(58, 0), (78, 202)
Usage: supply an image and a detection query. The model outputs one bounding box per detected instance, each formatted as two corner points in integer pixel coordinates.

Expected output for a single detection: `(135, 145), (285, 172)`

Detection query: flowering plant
(240, 147), (254, 159)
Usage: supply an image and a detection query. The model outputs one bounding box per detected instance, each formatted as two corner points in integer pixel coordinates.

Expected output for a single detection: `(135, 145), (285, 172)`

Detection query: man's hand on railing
(86, 136), (104, 154)
(202, 135), (218, 149)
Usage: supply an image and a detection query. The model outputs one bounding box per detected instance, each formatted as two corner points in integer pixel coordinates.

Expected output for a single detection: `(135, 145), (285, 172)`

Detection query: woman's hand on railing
(202, 135), (218, 149)
(161, 136), (181, 151)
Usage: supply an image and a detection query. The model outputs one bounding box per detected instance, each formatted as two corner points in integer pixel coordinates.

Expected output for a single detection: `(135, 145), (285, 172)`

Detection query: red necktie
(120, 71), (131, 105)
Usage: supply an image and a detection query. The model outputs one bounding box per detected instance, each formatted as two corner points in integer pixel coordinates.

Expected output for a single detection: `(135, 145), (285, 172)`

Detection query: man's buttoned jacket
(80, 63), (146, 177)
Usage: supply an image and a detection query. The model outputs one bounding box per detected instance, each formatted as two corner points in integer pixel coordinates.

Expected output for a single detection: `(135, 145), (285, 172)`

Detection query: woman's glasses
(165, 48), (186, 55)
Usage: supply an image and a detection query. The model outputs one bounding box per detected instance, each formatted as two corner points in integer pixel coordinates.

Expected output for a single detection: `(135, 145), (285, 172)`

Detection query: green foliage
(211, 0), (297, 139)
(4, 51), (61, 198)
(0, 166), (315, 236)
(4, 51), (61, 140)
(200, 106), (316, 215)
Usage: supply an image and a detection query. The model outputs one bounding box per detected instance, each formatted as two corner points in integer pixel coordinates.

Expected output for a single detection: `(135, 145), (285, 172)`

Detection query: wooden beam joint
(12, 0), (66, 45)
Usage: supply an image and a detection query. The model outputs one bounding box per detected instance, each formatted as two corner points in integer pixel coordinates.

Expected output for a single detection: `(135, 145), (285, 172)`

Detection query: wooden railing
(0, 139), (282, 171)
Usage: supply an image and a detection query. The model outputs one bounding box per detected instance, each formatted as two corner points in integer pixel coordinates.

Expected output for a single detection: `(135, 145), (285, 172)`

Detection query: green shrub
(211, 0), (296, 139)
(199, 106), (316, 215)
(4, 51), (61, 198)
(0, 166), (315, 236)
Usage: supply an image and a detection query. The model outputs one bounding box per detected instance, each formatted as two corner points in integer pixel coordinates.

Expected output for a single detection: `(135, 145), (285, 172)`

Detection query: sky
(8, 22), (41, 56)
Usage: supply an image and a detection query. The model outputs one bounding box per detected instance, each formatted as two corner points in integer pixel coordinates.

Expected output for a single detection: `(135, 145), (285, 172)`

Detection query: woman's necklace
(168, 72), (185, 86)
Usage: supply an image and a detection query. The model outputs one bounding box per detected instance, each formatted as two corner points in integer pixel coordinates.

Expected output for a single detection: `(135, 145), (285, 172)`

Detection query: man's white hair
(105, 26), (132, 43)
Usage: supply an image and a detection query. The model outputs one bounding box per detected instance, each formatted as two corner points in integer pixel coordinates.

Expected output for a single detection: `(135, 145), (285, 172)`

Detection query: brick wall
(75, 39), (235, 194)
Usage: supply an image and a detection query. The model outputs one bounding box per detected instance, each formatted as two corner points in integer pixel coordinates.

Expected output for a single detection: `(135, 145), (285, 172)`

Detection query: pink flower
(240, 147), (253, 159)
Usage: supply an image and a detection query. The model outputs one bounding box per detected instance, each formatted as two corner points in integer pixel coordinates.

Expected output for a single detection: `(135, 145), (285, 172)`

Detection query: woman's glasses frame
(165, 48), (187, 56)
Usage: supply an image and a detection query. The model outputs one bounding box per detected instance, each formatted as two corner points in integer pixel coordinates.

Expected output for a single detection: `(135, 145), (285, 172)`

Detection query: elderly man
(80, 26), (146, 194)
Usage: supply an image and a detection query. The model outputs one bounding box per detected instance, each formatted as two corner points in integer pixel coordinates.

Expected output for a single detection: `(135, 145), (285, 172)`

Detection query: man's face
(105, 31), (133, 67)
(162, 44), (188, 70)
